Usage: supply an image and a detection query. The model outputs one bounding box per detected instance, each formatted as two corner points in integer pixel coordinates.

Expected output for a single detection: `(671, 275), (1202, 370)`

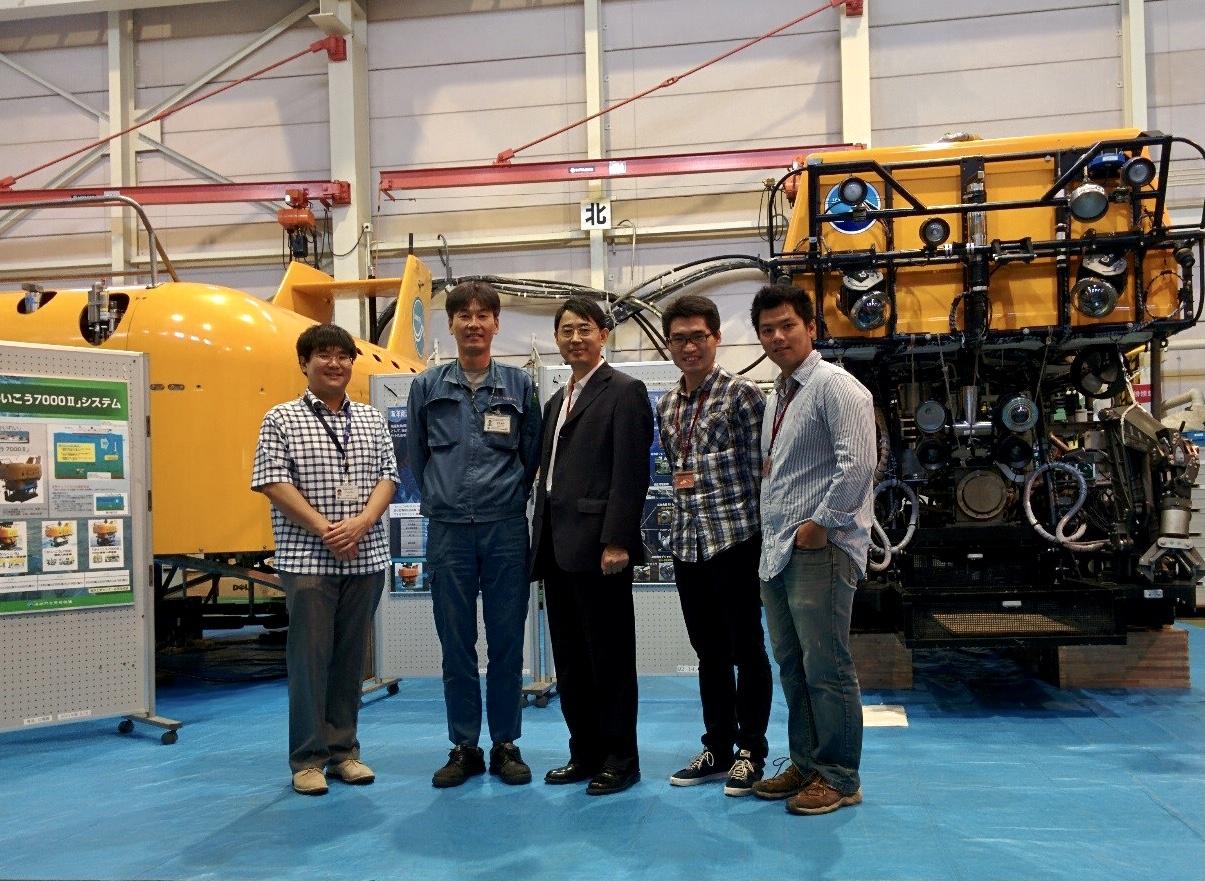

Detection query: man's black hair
(554, 296), (610, 331)
(297, 323), (357, 362)
(750, 283), (815, 329)
(445, 280), (501, 320)
(661, 294), (721, 336)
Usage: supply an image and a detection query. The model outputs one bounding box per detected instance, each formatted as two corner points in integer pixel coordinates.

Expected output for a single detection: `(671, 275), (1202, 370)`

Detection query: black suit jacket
(530, 363), (654, 577)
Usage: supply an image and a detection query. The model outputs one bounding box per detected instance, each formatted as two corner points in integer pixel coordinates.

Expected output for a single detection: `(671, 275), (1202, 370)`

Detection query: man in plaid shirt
(251, 323), (398, 796)
(656, 295), (772, 798)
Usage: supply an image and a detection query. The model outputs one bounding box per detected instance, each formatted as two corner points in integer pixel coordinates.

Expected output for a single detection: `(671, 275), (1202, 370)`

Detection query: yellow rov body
(0, 257), (432, 558)
(782, 128), (1186, 347)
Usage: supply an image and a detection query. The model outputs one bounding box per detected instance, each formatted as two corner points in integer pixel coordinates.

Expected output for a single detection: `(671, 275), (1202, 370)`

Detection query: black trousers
(672, 534), (772, 762)
(541, 525), (639, 770)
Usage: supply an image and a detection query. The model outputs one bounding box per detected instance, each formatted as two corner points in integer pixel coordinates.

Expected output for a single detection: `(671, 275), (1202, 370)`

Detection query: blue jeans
(427, 516), (530, 747)
(760, 544), (862, 794)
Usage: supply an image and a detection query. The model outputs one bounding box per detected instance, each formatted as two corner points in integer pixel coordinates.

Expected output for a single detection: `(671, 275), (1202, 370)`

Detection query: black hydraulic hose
(630, 310), (669, 360)
(737, 351), (768, 375)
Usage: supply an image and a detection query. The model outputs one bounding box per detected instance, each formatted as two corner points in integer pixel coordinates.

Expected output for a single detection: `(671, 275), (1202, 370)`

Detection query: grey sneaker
(292, 767), (328, 796)
(669, 749), (731, 786)
(489, 742), (532, 785)
(328, 758), (375, 785)
(723, 749), (763, 797)
(432, 744), (486, 788)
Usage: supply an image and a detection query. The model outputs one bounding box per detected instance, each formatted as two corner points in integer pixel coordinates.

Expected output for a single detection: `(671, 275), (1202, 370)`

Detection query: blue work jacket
(406, 359), (541, 523)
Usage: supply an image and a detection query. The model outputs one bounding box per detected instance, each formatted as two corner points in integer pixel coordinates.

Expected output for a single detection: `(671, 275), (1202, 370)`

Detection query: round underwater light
(1120, 156), (1156, 188)
(1068, 182), (1110, 222)
(838, 268), (889, 331)
(837, 176), (869, 207)
(919, 217), (951, 248)
(1072, 277), (1120, 319)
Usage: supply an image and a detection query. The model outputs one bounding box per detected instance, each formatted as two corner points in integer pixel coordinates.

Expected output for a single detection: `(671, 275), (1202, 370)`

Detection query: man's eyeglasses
(557, 324), (599, 341)
(312, 352), (355, 366)
(666, 331), (713, 349)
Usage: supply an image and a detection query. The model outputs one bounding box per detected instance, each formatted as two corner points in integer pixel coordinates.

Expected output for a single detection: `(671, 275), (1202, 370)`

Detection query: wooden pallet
(1055, 627), (1190, 688)
(851, 632), (913, 689)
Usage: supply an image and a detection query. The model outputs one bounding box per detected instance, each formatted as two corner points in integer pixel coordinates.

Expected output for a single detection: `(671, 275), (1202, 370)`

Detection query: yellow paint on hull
(0, 260), (431, 557)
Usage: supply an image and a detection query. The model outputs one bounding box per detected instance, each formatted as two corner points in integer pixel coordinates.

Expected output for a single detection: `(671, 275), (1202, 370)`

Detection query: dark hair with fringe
(554, 296), (609, 331)
(445, 280), (501, 320)
(661, 294), (721, 336)
(750, 283), (815, 329)
(297, 323), (357, 362)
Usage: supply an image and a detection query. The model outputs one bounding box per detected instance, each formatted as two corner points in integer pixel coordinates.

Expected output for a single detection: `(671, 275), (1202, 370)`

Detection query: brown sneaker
(751, 762), (817, 800)
(786, 777), (863, 815)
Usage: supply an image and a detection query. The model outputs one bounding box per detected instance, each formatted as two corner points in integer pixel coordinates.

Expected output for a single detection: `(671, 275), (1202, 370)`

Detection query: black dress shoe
(544, 760), (598, 785)
(586, 765), (641, 796)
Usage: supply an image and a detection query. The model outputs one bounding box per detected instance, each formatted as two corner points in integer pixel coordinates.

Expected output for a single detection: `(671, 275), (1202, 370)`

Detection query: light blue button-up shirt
(758, 350), (877, 581)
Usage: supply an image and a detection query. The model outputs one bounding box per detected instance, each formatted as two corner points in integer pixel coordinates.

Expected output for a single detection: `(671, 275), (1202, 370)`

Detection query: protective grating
(911, 596), (1118, 642)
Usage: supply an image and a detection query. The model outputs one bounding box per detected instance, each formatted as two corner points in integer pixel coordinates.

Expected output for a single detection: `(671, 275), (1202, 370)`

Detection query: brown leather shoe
(786, 777), (863, 815)
(751, 762), (817, 800)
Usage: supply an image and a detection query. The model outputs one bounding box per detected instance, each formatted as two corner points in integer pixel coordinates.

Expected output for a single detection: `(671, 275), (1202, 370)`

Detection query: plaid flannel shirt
(656, 365), (765, 562)
(251, 389), (398, 575)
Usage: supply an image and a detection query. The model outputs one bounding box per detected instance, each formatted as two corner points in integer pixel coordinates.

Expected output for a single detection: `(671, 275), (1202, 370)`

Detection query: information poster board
(0, 374), (135, 615)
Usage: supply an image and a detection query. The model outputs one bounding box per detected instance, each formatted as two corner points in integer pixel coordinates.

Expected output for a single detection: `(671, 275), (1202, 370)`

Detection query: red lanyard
(672, 388), (710, 467)
(767, 381), (799, 456)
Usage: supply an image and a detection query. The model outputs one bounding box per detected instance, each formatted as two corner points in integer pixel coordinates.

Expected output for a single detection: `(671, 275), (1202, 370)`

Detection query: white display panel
(0, 342), (166, 737)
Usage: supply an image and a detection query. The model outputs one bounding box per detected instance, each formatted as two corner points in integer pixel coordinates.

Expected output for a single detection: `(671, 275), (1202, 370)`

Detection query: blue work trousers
(760, 544), (862, 795)
(427, 516), (530, 747)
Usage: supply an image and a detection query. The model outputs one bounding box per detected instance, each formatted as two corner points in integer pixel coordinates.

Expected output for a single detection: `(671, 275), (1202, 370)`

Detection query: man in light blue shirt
(748, 283), (876, 816)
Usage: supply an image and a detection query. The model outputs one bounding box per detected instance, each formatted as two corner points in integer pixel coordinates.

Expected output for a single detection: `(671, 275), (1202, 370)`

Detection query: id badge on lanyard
(313, 401), (362, 505)
(672, 388), (708, 492)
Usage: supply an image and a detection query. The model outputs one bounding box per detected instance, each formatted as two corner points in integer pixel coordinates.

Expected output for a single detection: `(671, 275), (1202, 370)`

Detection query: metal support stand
(521, 580), (556, 708)
(117, 712), (182, 745)
(362, 676), (401, 698)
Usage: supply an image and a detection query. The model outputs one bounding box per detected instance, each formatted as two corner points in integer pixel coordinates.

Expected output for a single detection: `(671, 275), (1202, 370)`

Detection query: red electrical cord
(0, 36), (344, 190)
(495, 0), (849, 164)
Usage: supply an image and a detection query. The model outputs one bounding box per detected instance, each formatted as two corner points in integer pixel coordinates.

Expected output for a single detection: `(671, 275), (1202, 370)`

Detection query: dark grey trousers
(281, 570), (385, 772)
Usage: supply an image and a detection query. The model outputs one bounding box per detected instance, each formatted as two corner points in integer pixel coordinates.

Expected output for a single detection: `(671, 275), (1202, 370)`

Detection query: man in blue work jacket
(407, 281), (542, 788)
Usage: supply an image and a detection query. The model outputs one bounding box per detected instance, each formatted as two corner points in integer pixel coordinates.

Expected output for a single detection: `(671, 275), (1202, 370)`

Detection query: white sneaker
(292, 767), (328, 795)
(328, 758), (375, 785)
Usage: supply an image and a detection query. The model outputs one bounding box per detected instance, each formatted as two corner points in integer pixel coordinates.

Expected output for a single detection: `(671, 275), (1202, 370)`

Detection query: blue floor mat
(0, 625), (1201, 881)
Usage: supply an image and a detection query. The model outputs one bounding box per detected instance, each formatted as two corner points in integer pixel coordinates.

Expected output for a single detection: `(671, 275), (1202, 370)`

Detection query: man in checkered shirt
(251, 323), (398, 796)
(655, 294), (772, 799)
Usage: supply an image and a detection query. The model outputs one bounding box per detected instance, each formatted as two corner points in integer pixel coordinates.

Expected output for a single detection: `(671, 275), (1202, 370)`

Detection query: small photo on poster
(93, 493), (128, 515)
(87, 518), (124, 569)
(53, 431), (125, 480)
(391, 558), (431, 594)
(0, 520), (29, 574)
(41, 520), (78, 572)
(0, 422), (49, 518)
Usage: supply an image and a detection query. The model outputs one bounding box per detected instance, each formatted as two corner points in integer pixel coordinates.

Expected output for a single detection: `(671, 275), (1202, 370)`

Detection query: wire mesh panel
(0, 342), (153, 734)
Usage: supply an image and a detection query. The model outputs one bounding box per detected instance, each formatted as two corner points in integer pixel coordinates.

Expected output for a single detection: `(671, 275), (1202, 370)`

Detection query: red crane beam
(379, 144), (861, 194)
(0, 180), (351, 208)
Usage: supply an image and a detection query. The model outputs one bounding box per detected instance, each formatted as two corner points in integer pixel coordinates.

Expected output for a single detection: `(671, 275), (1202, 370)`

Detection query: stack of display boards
(0, 342), (178, 744)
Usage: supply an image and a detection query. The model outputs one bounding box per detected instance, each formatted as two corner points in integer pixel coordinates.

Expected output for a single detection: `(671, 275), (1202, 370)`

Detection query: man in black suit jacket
(531, 296), (654, 796)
